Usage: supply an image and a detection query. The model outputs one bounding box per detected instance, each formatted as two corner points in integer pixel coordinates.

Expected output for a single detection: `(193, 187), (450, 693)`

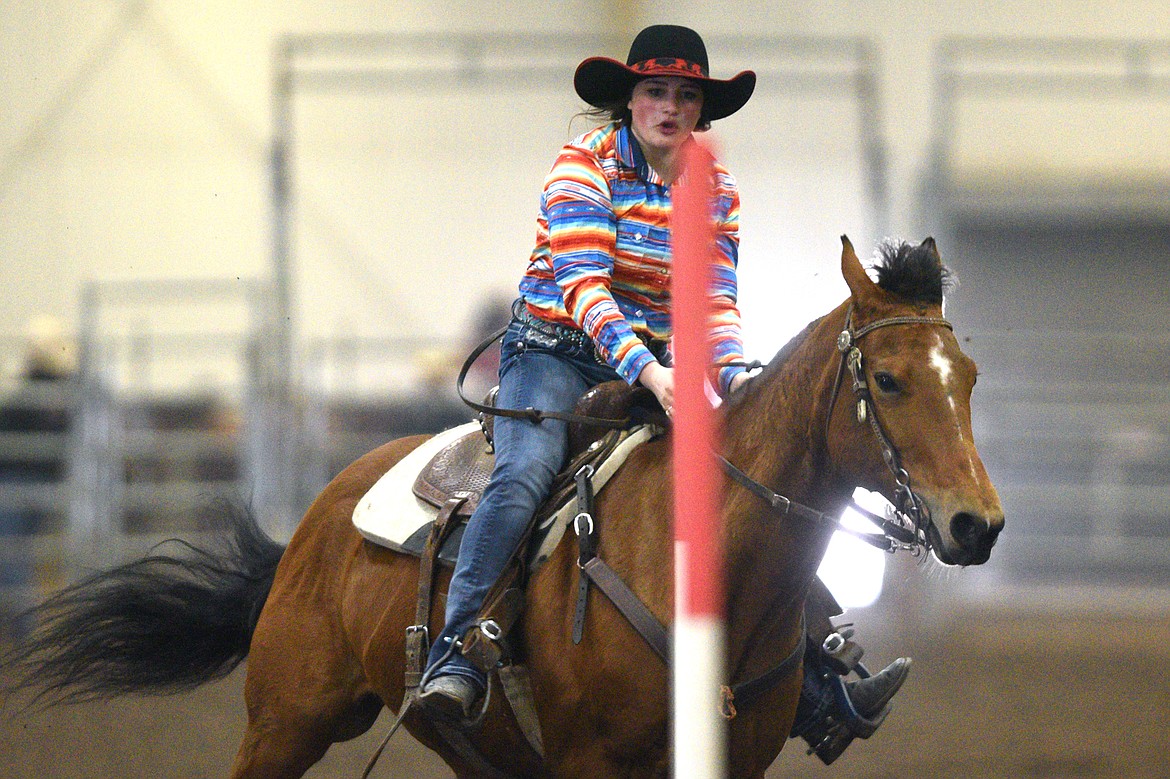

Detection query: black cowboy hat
(574, 25), (756, 121)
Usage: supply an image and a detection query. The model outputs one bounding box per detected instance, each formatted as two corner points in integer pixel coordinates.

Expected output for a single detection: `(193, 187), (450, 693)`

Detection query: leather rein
(719, 306), (954, 556)
(456, 322), (762, 430)
(456, 324), (633, 430)
(456, 310), (951, 553)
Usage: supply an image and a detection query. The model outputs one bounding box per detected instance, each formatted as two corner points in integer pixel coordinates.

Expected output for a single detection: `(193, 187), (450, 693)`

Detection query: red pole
(671, 139), (726, 778)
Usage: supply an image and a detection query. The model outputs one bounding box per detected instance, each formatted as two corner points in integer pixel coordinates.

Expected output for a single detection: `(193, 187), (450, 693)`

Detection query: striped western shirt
(518, 122), (746, 395)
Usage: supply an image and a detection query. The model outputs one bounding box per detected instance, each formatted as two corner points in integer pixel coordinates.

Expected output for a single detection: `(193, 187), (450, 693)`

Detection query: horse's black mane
(872, 238), (954, 305)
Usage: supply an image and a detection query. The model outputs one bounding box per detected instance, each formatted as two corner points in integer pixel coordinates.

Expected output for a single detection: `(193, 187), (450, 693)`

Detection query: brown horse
(1, 236), (1003, 777)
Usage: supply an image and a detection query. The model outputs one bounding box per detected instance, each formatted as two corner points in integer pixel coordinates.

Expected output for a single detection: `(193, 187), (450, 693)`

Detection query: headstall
(722, 306), (954, 556)
(830, 306), (953, 553)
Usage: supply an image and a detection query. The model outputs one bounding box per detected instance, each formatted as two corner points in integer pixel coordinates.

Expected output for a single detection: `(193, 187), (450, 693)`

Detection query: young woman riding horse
(416, 23), (909, 758)
(0, 26), (1009, 779)
(1, 235), (1004, 778)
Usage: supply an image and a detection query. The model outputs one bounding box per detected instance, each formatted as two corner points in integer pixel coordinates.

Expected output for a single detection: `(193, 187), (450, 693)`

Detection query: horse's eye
(873, 372), (900, 394)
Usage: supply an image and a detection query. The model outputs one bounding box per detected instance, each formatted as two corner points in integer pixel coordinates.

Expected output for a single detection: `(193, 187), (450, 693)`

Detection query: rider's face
(627, 77), (704, 157)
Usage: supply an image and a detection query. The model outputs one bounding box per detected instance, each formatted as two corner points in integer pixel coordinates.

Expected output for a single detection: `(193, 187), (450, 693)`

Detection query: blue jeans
(424, 308), (624, 688)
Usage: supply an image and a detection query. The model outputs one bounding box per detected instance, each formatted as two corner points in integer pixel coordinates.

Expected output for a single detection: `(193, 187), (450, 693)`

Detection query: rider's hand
(638, 362), (674, 418)
(729, 371), (751, 395)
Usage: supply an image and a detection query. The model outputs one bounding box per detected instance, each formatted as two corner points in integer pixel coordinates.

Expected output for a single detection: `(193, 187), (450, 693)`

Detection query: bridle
(721, 305), (953, 556)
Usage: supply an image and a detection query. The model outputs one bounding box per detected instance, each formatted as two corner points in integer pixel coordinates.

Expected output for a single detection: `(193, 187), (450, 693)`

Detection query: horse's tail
(1, 502), (284, 708)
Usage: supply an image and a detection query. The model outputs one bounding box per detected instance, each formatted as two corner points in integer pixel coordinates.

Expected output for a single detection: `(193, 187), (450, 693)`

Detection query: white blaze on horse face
(929, 333), (983, 484)
(928, 334), (953, 391)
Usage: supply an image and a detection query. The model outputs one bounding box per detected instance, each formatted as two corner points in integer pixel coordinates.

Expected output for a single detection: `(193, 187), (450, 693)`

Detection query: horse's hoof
(418, 674), (482, 721)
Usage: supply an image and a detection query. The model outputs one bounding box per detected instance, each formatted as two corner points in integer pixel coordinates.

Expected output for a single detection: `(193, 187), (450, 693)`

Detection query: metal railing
(968, 330), (1170, 583)
(919, 38), (1170, 588)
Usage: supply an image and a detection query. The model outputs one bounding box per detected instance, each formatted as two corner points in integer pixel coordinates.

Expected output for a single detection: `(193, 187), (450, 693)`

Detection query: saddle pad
(352, 423), (658, 571)
(352, 422), (481, 551)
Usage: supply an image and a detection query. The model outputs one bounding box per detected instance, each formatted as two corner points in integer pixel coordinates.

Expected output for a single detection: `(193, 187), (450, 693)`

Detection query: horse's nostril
(951, 512), (991, 547)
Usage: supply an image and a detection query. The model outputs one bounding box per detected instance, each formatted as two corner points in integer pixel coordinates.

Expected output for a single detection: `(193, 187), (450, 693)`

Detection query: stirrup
(417, 671), (494, 730)
(821, 627), (865, 675)
(796, 665), (892, 765)
(792, 638), (909, 767)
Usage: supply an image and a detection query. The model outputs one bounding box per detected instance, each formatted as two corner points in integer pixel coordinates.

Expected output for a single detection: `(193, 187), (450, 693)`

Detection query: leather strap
(431, 715), (513, 779)
(722, 612), (807, 718)
(460, 588), (525, 674)
(719, 455), (897, 552)
(572, 566), (591, 645)
(566, 463), (808, 715)
(572, 465), (598, 645)
(404, 494), (467, 691)
(457, 325), (630, 430)
(580, 556), (670, 664)
(371, 497), (470, 779)
(570, 462), (669, 661)
(456, 323), (761, 431)
(498, 663), (545, 758)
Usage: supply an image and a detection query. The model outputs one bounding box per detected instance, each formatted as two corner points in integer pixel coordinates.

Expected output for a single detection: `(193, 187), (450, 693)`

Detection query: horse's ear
(920, 236), (939, 256)
(841, 234), (876, 300)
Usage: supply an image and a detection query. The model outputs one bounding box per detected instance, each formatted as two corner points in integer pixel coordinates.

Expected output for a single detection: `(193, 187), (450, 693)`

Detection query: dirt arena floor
(3, 576), (1168, 778)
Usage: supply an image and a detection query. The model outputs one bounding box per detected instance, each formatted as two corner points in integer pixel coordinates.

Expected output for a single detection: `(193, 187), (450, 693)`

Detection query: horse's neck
(718, 309), (852, 662)
(722, 310), (847, 514)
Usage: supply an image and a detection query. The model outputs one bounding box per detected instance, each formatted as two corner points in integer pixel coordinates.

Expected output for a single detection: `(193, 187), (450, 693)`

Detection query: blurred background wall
(1, 0), (1168, 640)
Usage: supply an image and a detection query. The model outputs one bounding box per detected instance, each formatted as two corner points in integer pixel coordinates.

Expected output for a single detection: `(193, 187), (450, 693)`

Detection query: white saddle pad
(352, 422), (480, 550)
(352, 422), (659, 567)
